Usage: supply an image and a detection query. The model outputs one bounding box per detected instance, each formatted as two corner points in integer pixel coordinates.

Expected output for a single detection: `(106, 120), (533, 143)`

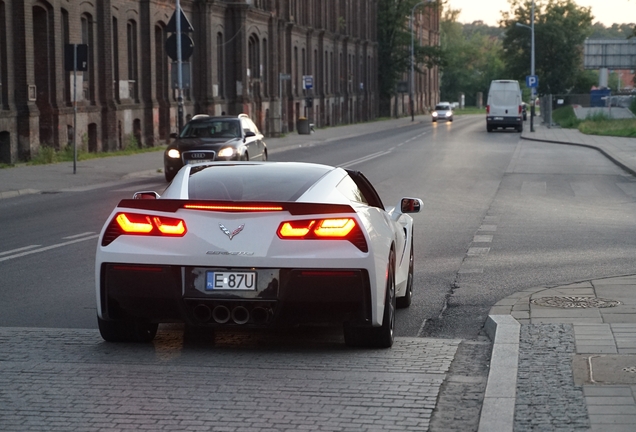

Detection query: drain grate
(623, 367), (636, 374)
(530, 296), (621, 309)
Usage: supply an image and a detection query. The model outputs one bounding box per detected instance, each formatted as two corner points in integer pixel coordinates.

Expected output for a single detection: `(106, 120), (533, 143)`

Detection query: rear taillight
(277, 218), (368, 252)
(102, 212), (187, 246)
(518, 105), (522, 114)
(486, 105), (490, 114)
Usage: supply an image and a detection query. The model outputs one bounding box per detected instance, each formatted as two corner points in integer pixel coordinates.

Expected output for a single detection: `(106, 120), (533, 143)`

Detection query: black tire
(344, 251), (396, 348)
(397, 236), (414, 309)
(98, 316), (158, 343)
(240, 152), (249, 161)
(517, 124), (523, 133)
(486, 125), (492, 132)
(262, 149), (268, 161)
(432, 119), (437, 123)
(164, 169), (176, 183)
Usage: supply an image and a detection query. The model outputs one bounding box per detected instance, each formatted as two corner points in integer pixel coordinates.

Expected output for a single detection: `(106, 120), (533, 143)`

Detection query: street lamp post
(516, 0), (535, 132)
(410, 0), (434, 121)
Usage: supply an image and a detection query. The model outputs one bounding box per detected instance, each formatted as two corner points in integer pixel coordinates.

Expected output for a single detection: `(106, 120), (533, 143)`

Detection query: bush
(552, 106), (580, 129)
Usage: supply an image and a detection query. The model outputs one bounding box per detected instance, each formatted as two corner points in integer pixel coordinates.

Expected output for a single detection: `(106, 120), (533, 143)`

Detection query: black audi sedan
(163, 114), (268, 182)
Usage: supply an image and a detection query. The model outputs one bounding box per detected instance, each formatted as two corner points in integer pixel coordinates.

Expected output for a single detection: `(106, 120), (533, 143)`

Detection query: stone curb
(478, 315), (520, 432)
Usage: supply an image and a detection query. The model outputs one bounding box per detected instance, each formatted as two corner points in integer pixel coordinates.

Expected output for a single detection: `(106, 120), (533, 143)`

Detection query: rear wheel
(164, 169), (176, 182)
(98, 316), (158, 343)
(344, 251), (395, 348)
(487, 125), (493, 132)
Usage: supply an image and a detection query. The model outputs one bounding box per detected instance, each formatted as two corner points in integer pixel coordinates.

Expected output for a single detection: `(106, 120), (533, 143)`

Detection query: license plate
(186, 159), (214, 164)
(206, 271), (257, 290)
(494, 117), (504, 120)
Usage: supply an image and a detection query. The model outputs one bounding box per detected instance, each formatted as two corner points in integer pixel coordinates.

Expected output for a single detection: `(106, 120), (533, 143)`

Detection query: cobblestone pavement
(0, 327), (460, 431)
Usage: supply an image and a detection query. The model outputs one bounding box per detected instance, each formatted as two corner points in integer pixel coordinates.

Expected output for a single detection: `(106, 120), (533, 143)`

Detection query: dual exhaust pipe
(193, 303), (271, 325)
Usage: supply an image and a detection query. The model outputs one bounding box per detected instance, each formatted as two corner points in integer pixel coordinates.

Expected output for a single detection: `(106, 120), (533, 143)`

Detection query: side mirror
(244, 131), (256, 138)
(133, 191), (160, 200)
(170, 132), (178, 139)
(400, 197), (423, 214)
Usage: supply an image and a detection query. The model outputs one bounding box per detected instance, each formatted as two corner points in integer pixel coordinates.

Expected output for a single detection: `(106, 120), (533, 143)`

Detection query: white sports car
(96, 162), (422, 348)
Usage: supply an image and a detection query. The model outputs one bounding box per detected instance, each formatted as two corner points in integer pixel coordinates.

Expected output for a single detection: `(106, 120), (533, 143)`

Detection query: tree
(377, 0), (444, 116)
(500, 0), (594, 95)
(440, 9), (505, 105)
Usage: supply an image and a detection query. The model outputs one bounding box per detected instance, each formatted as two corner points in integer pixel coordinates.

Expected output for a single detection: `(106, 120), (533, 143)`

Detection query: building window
(127, 20), (138, 101)
(112, 17), (120, 102)
(0, 1), (5, 109)
(217, 32), (224, 98)
(262, 38), (268, 96)
(81, 14), (95, 102)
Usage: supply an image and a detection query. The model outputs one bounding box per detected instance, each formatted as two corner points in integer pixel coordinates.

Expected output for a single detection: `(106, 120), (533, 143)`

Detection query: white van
(486, 80), (523, 132)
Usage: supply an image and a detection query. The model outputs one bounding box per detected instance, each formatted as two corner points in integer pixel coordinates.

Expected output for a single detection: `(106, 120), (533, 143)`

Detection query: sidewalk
(480, 119), (636, 432)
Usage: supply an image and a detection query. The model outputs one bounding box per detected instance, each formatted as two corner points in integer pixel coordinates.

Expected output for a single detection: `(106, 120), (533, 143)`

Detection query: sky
(448, 0), (636, 27)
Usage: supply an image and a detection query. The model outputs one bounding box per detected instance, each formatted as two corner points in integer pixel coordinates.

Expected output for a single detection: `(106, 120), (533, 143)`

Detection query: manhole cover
(530, 296), (621, 308)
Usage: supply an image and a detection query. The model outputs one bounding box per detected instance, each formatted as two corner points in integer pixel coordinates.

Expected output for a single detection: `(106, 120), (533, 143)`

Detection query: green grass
(579, 118), (636, 137)
(1, 143), (165, 169)
(453, 107), (487, 115)
(553, 105), (636, 137)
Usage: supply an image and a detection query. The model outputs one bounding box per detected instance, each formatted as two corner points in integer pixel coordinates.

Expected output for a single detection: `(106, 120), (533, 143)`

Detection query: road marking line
(0, 235), (99, 263)
(62, 232), (96, 240)
(340, 150), (392, 168)
(0, 245), (41, 256)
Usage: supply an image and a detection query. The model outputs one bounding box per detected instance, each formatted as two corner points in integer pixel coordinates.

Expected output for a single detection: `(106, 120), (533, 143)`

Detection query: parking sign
(526, 75), (538, 88)
(303, 75), (314, 90)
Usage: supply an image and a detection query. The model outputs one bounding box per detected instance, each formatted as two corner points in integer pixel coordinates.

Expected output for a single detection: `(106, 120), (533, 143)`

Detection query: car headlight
(432, 112), (438, 117)
(167, 149), (180, 159)
(446, 112), (452, 117)
(217, 147), (235, 158)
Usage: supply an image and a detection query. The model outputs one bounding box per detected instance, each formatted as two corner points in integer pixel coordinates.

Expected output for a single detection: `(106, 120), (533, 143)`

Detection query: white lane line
(340, 150), (393, 168)
(0, 245), (41, 257)
(0, 235), (99, 263)
(62, 232), (96, 240)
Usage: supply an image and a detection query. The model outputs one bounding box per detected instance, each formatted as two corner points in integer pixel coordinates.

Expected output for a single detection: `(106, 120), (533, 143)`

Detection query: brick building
(0, 0), (439, 165)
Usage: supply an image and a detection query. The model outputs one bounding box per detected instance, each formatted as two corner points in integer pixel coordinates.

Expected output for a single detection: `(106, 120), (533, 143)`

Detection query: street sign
(526, 75), (539, 88)
(279, 73), (291, 80)
(166, 7), (194, 33)
(64, 44), (88, 71)
(303, 75), (313, 90)
(165, 34), (194, 61)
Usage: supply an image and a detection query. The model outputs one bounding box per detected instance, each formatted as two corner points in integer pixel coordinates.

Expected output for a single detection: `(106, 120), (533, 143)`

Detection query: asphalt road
(2, 115), (636, 431)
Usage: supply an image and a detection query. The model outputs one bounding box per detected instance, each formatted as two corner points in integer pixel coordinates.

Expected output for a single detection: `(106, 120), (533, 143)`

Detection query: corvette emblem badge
(219, 223), (244, 240)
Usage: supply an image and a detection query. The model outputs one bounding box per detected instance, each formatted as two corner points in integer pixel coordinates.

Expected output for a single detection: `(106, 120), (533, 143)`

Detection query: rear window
(186, 163), (332, 201)
(179, 119), (241, 138)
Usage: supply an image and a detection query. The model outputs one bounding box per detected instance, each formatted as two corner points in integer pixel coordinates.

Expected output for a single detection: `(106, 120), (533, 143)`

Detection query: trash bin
(297, 117), (310, 134)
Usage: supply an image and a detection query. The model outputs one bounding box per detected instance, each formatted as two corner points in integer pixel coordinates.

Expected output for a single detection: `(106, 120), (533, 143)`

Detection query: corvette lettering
(206, 251), (254, 256)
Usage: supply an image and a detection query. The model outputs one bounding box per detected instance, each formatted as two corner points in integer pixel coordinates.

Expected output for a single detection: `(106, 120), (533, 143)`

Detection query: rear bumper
(99, 263), (372, 327)
(487, 116), (522, 128)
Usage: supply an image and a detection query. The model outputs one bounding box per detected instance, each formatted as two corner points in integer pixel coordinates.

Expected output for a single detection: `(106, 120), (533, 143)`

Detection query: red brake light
(116, 213), (153, 233)
(103, 212), (187, 246)
(184, 204), (283, 212)
(277, 218), (367, 252)
(486, 105), (490, 114)
(314, 218), (356, 237)
(518, 105), (522, 114)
